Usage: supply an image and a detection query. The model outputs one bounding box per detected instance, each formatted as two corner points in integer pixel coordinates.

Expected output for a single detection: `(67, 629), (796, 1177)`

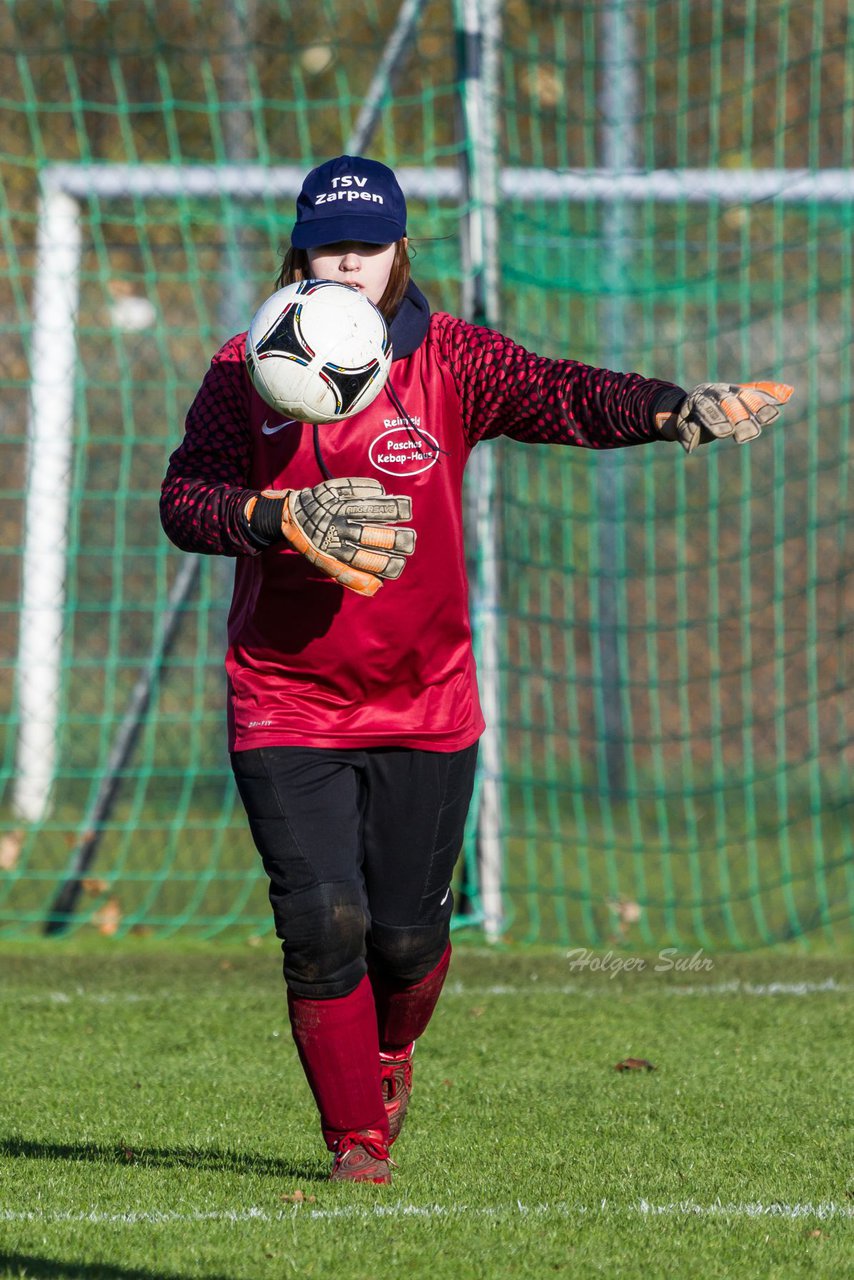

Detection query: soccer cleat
(329, 1128), (393, 1183)
(379, 1042), (414, 1145)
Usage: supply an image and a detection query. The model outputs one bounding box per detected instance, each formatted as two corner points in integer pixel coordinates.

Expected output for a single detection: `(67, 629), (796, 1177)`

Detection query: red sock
(287, 975), (389, 1150)
(371, 941), (452, 1052)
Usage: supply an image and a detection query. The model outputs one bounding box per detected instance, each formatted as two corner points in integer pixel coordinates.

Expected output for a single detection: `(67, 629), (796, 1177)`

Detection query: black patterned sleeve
(431, 312), (685, 449)
(159, 335), (262, 557)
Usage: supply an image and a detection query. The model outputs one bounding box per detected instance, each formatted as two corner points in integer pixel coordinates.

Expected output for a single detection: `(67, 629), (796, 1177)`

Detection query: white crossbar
(42, 162), (854, 203)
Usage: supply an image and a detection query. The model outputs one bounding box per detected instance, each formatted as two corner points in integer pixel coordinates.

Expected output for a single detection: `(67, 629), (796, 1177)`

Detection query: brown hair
(275, 240), (411, 323)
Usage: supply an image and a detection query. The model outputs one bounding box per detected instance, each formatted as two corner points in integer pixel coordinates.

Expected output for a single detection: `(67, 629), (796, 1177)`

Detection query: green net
(0, 0), (850, 948)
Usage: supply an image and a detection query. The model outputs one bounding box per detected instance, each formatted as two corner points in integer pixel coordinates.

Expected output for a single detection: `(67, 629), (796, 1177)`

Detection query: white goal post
(14, 160), (854, 927)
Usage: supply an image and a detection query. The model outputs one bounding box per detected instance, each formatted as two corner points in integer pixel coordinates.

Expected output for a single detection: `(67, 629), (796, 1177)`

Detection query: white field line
(2, 977), (850, 1006)
(445, 978), (852, 998)
(1, 1200), (852, 1225)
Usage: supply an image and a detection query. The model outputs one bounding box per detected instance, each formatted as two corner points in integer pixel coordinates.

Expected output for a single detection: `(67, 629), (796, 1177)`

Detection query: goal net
(0, 0), (850, 948)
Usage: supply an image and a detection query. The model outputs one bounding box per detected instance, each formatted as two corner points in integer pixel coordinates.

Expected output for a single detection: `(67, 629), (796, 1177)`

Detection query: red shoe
(380, 1043), (414, 1145)
(329, 1129), (393, 1183)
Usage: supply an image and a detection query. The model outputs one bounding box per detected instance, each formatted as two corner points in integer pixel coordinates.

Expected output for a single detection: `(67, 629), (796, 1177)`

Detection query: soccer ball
(245, 280), (393, 424)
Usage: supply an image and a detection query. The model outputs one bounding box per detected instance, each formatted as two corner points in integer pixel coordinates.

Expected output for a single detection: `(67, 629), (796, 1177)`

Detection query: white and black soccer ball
(245, 280), (393, 424)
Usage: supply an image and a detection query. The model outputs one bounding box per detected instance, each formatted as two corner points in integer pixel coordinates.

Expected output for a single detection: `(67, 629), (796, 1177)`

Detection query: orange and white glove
(245, 477), (415, 597)
(656, 382), (794, 454)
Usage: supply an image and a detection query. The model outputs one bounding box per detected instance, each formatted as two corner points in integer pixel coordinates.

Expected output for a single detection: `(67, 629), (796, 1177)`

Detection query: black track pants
(230, 743), (478, 998)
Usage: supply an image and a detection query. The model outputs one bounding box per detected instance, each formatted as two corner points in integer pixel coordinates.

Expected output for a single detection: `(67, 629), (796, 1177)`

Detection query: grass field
(1, 942), (852, 1279)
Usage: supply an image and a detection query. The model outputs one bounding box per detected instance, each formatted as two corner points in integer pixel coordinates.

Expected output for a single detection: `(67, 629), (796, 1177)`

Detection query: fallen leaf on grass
(615, 1058), (657, 1072)
(280, 1190), (316, 1204)
(81, 878), (110, 895)
(606, 897), (643, 941)
(92, 897), (123, 936)
(0, 830), (24, 871)
(608, 898), (643, 926)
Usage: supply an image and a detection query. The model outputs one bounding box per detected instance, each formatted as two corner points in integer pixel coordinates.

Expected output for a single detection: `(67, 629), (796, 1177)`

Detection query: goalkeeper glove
(656, 381), (794, 454)
(245, 477), (416, 597)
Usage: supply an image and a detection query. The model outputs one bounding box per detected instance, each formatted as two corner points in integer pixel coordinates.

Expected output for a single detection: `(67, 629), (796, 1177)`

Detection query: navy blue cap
(290, 155), (407, 249)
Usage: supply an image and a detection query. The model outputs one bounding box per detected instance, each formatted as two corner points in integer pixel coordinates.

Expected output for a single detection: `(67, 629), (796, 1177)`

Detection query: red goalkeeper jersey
(160, 299), (682, 752)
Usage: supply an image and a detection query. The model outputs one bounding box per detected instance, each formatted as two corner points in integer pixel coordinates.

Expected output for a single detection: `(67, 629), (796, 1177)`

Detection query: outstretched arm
(432, 313), (685, 449)
(433, 314), (793, 454)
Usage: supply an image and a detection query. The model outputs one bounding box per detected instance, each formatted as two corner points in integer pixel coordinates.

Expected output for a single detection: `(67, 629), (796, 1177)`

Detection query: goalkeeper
(160, 154), (792, 1184)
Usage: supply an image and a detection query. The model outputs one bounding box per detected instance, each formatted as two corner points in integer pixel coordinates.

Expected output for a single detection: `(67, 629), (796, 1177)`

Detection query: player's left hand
(658, 382), (794, 454)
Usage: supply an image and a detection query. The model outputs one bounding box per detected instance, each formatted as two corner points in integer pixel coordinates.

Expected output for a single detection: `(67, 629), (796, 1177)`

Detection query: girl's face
(306, 240), (398, 306)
